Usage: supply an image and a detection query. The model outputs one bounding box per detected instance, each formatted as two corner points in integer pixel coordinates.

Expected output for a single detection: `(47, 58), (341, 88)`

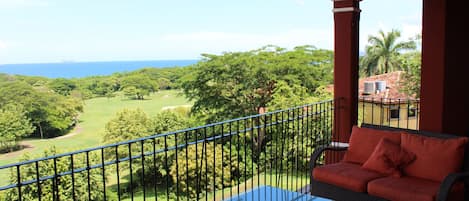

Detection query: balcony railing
(359, 97), (420, 130)
(0, 100), (335, 201)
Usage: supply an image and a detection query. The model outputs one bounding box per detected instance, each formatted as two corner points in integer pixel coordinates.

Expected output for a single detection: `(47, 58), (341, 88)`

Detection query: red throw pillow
(362, 138), (416, 177)
(401, 132), (468, 182)
(343, 126), (401, 164)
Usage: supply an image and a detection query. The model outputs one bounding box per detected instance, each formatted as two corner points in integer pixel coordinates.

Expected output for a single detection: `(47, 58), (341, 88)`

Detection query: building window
(390, 106), (400, 119)
(408, 107), (417, 118)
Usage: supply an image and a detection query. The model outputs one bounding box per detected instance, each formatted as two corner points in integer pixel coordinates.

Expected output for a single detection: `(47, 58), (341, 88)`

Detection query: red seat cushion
(362, 138), (416, 177)
(368, 176), (464, 201)
(343, 126), (401, 164)
(401, 132), (468, 182)
(313, 162), (385, 192)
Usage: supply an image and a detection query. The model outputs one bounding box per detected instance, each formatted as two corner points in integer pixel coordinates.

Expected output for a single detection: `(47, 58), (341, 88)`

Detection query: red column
(420, 0), (469, 136)
(333, 0), (360, 142)
(328, 0), (360, 163)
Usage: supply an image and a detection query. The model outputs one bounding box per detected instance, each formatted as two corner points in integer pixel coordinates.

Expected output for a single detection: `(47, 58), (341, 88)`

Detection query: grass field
(0, 90), (191, 185)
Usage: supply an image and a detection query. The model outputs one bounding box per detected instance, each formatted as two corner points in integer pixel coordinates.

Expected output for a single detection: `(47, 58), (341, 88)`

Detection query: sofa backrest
(361, 124), (469, 173)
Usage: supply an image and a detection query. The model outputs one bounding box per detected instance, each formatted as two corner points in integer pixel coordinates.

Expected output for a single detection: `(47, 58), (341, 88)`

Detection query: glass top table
(224, 185), (332, 201)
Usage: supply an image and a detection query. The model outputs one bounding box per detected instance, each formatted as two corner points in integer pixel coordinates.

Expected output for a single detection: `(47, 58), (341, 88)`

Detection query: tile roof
(327, 71), (419, 104)
(359, 71), (413, 101)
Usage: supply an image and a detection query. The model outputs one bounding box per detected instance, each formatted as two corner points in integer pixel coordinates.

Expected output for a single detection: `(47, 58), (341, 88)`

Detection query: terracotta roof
(360, 71), (411, 100)
(327, 71), (419, 104)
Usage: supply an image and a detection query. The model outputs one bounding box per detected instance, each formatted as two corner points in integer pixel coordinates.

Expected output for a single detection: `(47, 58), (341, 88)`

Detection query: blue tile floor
(224, 185), (332, 201)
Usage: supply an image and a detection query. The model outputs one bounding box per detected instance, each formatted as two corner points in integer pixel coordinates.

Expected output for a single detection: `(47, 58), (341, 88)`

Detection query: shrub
(0, 105), (34, 152)
(4, 147), (106, 201)
(170, 143), (255, 198)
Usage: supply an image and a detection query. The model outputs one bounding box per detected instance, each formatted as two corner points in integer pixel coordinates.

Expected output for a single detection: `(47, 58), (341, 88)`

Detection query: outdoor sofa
(310, 124), (469, 201)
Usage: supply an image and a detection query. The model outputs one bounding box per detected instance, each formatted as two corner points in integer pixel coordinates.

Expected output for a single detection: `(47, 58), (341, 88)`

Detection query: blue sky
(0, 0), (422, 64)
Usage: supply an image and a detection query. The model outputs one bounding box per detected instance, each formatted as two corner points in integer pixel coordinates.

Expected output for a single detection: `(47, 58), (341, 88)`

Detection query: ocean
(0, 60), (199, 78)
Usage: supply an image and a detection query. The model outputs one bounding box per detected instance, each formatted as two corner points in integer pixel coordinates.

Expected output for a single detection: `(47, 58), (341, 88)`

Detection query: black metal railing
(359, 97), (420, 130)
(0, 100), (334, 201)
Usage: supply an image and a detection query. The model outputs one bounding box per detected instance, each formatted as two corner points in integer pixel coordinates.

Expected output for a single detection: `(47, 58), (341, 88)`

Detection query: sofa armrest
(436, 171), (469, 201)
(309, 145), (348, 170)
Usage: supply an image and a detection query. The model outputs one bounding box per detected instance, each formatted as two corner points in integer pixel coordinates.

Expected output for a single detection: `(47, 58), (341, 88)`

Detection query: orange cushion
(368, 176), (464, 201)
(313, 162), (385, 192)
(343, 126), (401, 164)
(401, 132), (468, 182)
(362, 138), (415, 177)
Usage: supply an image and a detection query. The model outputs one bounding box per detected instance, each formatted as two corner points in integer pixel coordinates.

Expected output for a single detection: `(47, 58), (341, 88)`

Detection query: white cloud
(160, 29), (333, 56)
(401, 24), (421, 40)
(0, 40), (7, 49)
(399, 12), (422, 40)
(0, 0), (49, 8)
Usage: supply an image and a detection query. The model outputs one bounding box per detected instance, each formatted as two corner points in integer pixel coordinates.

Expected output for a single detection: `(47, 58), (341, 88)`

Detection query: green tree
(102, 109), (194, 193)
(101, 108), (156, 194)
(0, 105), (35, 152)
(15, 75), (49, 88)
(153, 110), (192, 133)
(132, 110), (193, 189)
(122, 86), (139, 99)
(267, 81), (316, 110)
(44, 95), (83, 134)
(48, 78), (77, 96)
(0, 81), (83, 138)
(120, 75), (158, 100)
(73, 75), (120, 99)
(5, 147), (106, 201)
(182, 45), (333, 123)
(102, 108), (154, 146)
(133, 67), (191, 90)
(182, 46), (333, 156)
(399, 51), (421, 97)
(361, 29), (416, 76)
(0, 81), (49, 138)
(157, 77), (172, 90)
(169, 143), (254, 199)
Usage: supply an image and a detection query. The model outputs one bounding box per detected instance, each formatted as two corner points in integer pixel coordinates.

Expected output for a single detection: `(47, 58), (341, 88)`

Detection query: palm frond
(360, 29), (418, 75)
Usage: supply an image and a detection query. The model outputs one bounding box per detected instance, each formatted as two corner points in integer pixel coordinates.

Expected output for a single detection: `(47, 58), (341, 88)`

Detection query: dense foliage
(102, 108), (194, 190)
(5, 147), (106, 201)
(170, 143), (228, 198)
(182, 45), (333, 123)
(399, 51), (421, 97)
(0, 104), (35, 152)
(0, 79), (82, 139)
(74, 67), (190, 99)
(121, 74), (158, 100)
(48, 78), (77, 96)
(102, 108), (155, 146)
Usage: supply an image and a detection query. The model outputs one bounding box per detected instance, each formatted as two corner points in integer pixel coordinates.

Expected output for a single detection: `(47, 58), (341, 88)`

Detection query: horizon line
(0, 58), (201, 66)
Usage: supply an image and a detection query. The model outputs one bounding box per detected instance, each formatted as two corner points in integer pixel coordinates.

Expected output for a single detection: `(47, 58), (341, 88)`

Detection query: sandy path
(1, 125), (83, 159)
(1, 142), (35, 159)
(161, 104), (192, 110)
(55, 125), (82, 139)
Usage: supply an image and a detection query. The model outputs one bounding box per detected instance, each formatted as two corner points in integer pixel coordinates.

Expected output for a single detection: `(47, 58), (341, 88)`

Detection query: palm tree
(360, 29), (416, 76)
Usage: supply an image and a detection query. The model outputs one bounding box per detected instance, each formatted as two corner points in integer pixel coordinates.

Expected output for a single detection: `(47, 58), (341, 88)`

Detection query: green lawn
(0, 90), (191, 185)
